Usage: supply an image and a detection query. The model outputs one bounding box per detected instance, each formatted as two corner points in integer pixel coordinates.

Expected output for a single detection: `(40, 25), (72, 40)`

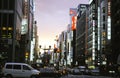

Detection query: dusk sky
(34, 0), (89, 48)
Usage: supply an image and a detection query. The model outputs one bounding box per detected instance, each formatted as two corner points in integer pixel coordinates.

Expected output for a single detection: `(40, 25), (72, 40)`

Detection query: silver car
(2, 62), (40, 78)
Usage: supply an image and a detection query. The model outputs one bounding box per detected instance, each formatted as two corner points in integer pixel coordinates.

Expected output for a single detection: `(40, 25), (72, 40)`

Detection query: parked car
(78, 66), (86, 75)
(90, 67), (100, 76)
(2, 62), (40, 78)
(39, 67), (61, 78)
(107, 64), (118, 77)
(85, 68), (92, 75)
(66, 67), (73, 74)
(31, 63), (44, 70)
(72, 67), (81, 75)
(58, 67), (68, 76)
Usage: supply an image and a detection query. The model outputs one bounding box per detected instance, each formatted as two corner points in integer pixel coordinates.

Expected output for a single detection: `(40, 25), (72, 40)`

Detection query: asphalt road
(60, 74), (116, 78)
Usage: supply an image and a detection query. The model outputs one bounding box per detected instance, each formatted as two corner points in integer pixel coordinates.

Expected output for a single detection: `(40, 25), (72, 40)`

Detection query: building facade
(76, 4), (89, 66)
(20, 0), (34, 63)
(69, 8), (77, 66)
(111, 0), (120, 65)
(0, 0), (23, 63)
(0, 0), (35, 64)
(86, 0), (98, 67)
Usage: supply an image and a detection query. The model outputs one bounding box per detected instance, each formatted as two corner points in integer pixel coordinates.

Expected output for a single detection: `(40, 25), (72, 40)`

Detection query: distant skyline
(34, 0), (89, 48)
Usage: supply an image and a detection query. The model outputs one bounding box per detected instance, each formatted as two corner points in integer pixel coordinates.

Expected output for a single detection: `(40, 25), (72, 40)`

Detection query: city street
(0, 0), (120, 78)
(0, 75), (115, 78)
(1, 74), (116, 78)
(61, 74), (115, 78)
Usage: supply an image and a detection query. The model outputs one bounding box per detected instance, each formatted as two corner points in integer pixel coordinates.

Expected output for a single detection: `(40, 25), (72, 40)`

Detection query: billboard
(21, 19), (28, 35)
(69, 8), (77, 30)
(71, 16), (77, 30)
(69, 8), (77, 16)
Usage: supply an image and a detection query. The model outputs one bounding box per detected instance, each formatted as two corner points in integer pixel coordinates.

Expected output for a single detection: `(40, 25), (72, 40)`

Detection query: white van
(2, 62), (40, 78)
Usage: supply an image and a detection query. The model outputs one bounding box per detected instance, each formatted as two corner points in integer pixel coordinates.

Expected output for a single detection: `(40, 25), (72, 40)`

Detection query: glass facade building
(0, 0), (23, 62)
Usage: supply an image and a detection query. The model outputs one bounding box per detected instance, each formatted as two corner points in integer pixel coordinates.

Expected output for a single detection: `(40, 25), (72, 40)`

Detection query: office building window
(103, 24), (105, 29)
(0, 0), (3, 9)
(103, 15), (105, 21)
(9, 0), (15, 10)
(3, 0), (9, 9)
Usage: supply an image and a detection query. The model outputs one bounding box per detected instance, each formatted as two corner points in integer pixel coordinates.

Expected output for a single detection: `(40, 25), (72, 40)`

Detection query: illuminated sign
(71, 16), (77, 30)
(107, 0), (111, 40)
(2, 27), (7, 30)
(1, 27), (13, 38)
(8, 27), (12, 30)
(108, 0), (111, 16)
(24, 1), (28, 18)
(21, 19), (28, 34)
(70, 8), (77, 30)
(69, 8), (77, 16)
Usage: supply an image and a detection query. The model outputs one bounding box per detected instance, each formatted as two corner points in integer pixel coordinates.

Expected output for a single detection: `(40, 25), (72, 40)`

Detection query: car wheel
(6, 74), (13, 78)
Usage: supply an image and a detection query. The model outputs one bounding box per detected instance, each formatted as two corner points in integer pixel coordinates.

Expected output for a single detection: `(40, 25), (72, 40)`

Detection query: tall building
(0, 0), (23, 63)
(30, 21), (39, 63)
(95, 0), (120, 74)
(86, 0), (98, 67)
(0, 0), (34, 63)
(76, 4), (89, 66)
(59, 31), (67, 66)
(97, 0), (110, 66)
(88, 0), (120, 68)
(111, 0), (120, 65)
(66, 24), (73, 66)
(87, 0), (109, 67)
(20, 0), (34, 63)
(69, 8), (77, 66)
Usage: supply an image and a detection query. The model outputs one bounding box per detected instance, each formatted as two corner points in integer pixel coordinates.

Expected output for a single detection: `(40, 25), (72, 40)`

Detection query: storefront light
(2, 27), (7, 30)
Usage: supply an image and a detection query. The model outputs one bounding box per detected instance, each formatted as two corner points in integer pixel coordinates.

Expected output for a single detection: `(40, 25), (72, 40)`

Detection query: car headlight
(109, 70), (115, 73)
